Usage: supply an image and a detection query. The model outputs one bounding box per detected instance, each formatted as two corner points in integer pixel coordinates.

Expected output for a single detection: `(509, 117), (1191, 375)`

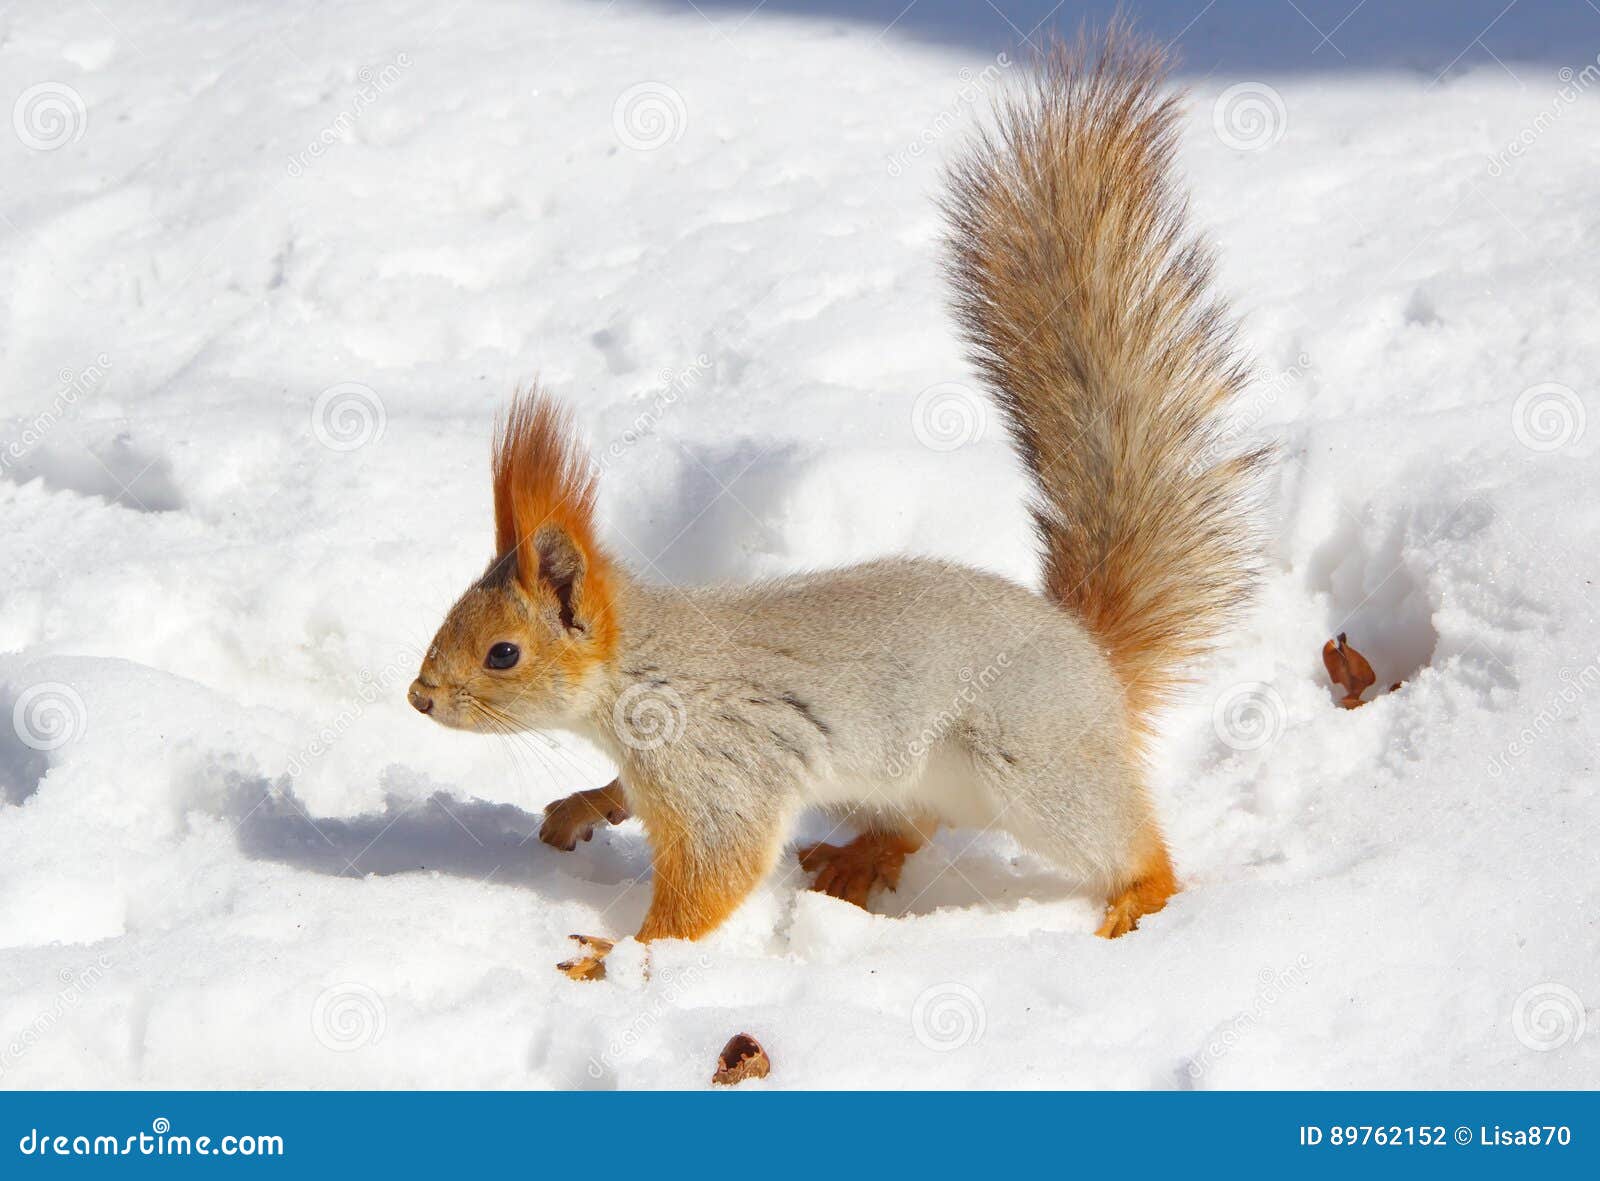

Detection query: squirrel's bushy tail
(944, 24), (1266, 746)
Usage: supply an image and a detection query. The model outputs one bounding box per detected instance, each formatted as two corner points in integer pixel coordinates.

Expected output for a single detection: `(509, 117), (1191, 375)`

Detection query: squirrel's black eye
(485, 642), (520, 670)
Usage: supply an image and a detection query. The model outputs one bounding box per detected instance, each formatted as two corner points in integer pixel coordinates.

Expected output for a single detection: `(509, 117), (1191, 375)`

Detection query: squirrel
(407, 26), (1265, 979)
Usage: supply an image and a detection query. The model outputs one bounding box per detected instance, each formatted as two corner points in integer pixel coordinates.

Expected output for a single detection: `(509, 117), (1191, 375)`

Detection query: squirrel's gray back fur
(583, 559), (1140, 886)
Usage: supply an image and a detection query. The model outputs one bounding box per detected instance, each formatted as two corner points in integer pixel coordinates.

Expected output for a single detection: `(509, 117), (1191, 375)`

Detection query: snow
(2, 0), (1597, 1089)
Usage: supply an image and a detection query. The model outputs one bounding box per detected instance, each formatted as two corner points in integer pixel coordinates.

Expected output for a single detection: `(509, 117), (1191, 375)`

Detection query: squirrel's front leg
(539, 778), (631, 851)
(636, 804), (785, 942)
(558, 788), (785, 980)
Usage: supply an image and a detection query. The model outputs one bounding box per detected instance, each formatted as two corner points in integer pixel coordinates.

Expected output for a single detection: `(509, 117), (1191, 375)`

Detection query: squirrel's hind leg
(797, 809), (935, 909)
(1095, 823), (1177, 938)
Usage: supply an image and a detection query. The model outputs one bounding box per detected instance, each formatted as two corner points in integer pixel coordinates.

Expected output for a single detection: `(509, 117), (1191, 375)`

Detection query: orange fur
(798, 831), (924, 908)
(633, 794), (784, 943)
(1095, 827), (1177, 938)
(491, 387), (620, 668)
(538, 779), (631, 851)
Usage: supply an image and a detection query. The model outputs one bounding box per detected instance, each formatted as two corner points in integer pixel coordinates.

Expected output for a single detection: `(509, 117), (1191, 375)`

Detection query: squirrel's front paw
(539, 791), (630, 852)
(556, 934), (614, 981)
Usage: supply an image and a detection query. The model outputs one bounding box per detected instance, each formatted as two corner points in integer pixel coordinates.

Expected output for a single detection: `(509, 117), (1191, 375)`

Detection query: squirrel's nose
(408, 680), (434, 715)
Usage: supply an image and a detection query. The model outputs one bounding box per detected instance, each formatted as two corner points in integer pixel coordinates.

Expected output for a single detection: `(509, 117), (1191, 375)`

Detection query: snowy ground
(1, 0), (1597, 1089)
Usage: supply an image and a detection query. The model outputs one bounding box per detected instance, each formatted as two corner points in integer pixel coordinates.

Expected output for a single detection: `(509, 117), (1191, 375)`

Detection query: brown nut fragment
(711, 1033), (770, 1086)
(1322, 632), (1377, 709)
(556, 934), (614, 981)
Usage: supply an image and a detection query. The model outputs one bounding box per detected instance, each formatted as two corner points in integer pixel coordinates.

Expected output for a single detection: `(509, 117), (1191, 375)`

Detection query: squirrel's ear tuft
(492, 387), (597, 560)
(490, 385), (617, 646)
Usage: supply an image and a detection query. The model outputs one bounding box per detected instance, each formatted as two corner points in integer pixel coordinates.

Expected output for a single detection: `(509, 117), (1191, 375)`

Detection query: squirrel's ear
(529, 523), (588, 633)
(491, 387), (611, 640)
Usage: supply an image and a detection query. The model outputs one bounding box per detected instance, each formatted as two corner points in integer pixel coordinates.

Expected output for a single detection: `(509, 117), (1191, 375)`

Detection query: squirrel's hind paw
(798, 832), (921, 909)
(1095, 856), (1178, 939)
